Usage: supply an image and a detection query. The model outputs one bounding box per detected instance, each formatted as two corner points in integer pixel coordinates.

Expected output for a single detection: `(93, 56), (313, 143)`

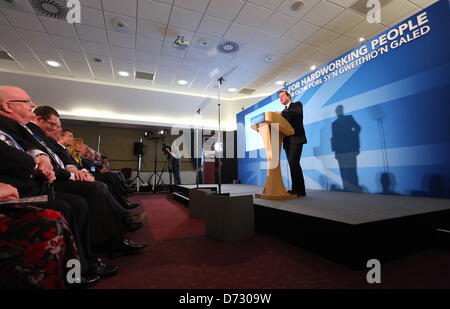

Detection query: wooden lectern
(251, 111), (297, 200)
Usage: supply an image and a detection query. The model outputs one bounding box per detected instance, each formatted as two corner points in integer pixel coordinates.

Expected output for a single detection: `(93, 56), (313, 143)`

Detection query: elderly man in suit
(0, 85), (146, 256)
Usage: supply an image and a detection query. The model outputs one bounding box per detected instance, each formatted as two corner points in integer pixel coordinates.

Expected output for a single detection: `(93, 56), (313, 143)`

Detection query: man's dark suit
(0, 116), (128, 249)
(281, 101), (307, 196)
(0, 139), (92, 273)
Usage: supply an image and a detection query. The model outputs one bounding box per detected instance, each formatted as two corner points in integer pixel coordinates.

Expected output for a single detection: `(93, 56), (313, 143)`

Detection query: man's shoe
(127, 222), (143, 232)
(123, 237), (148, 249)
(287, 190), (306, 197)
(89, 258), (119, 279)
(109, 238), (147, 258)
(66, 274), (100, 288)
(123, 201), (139, 209)
(127, 212), (147, 224)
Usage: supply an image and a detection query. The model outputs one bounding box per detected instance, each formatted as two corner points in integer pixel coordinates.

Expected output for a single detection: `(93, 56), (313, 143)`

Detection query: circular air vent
(29, 0), (68, 20)
(217, 41), (240, 54)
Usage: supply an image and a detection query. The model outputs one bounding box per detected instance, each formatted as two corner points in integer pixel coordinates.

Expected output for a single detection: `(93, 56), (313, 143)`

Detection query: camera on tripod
(162, 143), (171, 157)
(162, 143), (170, 151)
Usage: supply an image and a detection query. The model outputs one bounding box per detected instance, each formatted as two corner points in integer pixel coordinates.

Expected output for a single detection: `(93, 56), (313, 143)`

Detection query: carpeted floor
(92, 193), (450, 289)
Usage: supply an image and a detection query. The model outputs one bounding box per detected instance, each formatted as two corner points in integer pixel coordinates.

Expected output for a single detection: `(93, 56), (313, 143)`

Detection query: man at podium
(277, 90), (307, 196)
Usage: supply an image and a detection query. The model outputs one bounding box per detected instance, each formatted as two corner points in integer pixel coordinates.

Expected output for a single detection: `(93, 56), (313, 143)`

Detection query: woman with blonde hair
(67, 137), (85, 169)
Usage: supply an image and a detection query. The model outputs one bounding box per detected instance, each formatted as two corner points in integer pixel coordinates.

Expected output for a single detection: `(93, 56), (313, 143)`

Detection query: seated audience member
(67, 137), (85, 170)
(0, 183), (79, 288)
(100, 155), (111, 173)
(0, 136), (114, 286)
(68, 138), (137, 209)
(0, 86), (147, 255)
(32, 105), (145, 225)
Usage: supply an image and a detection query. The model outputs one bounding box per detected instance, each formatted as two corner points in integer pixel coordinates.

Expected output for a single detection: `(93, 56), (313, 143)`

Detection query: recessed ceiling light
(265, 56), (274, 62)
(359, 37), (366, 42)
(178, 80), (188, 85)
(290, 1), (304, 11)
(310, 65), (316, 71)
(112, 19), (128, 30)
(275, 80), (285, 86)
(46, 60), (61, 67)
(228, 88), (237, 92)
(199, 40), (209, 47)
(118, 71), (130, 77)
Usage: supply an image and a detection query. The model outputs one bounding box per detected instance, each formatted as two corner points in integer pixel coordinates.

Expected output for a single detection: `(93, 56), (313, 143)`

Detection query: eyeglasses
(3, 100), (34, 105)
(43, 119), (58, 128)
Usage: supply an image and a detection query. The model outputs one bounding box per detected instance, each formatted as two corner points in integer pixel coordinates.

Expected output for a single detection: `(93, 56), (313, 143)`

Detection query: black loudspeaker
(133, 142), (144, 155)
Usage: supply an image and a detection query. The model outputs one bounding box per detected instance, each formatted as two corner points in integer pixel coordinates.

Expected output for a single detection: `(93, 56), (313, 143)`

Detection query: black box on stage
(133, 142), (144, 155)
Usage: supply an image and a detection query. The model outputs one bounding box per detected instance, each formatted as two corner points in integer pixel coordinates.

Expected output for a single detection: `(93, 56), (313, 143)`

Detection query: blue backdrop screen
(237, 1), (450, 198)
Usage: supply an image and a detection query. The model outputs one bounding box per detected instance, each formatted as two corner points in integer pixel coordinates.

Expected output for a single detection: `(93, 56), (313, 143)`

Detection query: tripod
(148, 137), (166, 193)
(130, 138), (145, 191)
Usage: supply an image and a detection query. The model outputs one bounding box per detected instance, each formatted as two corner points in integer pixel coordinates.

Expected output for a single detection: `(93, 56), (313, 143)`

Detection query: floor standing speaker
(133, 142), (144, 155)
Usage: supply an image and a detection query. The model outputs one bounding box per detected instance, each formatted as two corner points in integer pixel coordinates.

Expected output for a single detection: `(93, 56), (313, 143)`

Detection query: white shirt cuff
(27, 149), (48, 158)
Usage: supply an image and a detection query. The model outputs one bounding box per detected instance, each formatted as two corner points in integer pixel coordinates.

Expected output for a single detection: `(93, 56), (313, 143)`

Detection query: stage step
(172, 191), (189, 206)
(435, 228), (450, 249)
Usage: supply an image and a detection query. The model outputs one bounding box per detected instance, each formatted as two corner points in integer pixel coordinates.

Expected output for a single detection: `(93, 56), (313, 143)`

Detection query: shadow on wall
(378, 172), (399, 195)
(411, 174), (450, 199)
(331, 105), (363, 193)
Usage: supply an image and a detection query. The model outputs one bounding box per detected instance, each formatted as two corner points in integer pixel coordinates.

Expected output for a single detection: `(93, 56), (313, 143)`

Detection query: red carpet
(92, 193), (450, 289)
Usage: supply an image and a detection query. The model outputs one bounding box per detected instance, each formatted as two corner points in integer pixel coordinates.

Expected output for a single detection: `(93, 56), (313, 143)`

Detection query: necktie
(0, 129), (25, 151)
(22, 125), (65, 169)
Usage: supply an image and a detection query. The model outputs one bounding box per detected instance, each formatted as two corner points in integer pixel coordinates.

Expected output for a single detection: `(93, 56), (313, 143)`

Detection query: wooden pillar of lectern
(252, 112), (297, 200)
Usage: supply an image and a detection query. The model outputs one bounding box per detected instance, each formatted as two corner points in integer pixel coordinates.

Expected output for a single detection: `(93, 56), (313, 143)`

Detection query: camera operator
(163, 143), (181, 185)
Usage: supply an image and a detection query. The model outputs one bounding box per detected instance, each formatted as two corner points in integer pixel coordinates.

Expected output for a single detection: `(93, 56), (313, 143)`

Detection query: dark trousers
(172, 158), (181, 185)
(54, 180), (127, 249)
(284, 143), (306, 195)
(94, 172), (129, 207)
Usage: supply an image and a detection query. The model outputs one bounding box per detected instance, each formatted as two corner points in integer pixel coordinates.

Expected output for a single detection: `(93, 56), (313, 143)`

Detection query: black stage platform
(173, 184), (450, 268)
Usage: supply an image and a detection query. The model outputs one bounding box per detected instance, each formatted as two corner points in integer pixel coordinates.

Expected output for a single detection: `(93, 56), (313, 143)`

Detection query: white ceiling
(0, 0), (438, 99)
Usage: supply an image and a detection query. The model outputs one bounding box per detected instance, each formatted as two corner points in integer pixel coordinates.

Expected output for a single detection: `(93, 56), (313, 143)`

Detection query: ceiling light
(112, 19), (128, 30)
(118, 71), (130, 77)
(265, 56), (274, 62)
(359, 37), (367, 42)
(228, 88), (237, 92)
(178, 80), (188, 85)
(199, 40), (209, 47)
(46, 60), (61, 67)
(275, 80), (285, 86)
(310, 65), (316, 71)
(290, 1), (304, 11)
